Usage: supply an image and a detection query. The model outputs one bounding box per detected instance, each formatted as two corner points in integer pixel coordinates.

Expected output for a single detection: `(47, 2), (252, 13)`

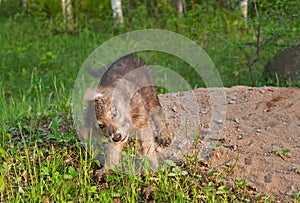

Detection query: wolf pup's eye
(98, 123), (105, 129)
(112, 110), (117, 118)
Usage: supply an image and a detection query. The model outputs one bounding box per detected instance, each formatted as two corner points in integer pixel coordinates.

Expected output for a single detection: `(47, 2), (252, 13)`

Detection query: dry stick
(240, 0), (264, 86)
(246, 0), (261, 86)
(253, 0), (260, 58)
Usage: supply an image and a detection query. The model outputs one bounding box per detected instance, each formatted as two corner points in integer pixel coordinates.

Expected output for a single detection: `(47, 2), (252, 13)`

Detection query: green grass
(0, 115), (262, 202)
(0, 1), (299, 202)
(0, 105), (258, 202)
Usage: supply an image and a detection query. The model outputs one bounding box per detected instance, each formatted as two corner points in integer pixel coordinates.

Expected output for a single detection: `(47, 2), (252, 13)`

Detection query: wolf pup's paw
(155, 126), (173, 147)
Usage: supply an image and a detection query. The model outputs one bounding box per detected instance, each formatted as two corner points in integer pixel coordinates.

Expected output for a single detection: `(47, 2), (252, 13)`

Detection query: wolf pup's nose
(112, 133), (122, 142)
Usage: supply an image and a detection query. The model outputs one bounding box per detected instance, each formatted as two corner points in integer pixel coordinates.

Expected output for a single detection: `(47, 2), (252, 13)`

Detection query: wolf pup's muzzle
(111, 133), (122, 142)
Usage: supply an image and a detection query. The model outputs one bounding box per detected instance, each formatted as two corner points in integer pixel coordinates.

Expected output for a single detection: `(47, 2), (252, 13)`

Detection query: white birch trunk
(111, 0), (124, 25)
(20, 0), (28, 9)
(61, 0), (74, 31)
(174, 0), (186, 16)
(239, 0), (248, 21)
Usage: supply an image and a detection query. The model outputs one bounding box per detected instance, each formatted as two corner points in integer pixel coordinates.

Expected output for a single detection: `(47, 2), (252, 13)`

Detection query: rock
(264, 42), (300, 83)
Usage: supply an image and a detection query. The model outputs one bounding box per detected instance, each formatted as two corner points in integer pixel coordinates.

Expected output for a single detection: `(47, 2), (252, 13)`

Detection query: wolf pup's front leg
(150, 105), (173, 147)
(139, 127), (159, 170)
(107, 142), (124, 169)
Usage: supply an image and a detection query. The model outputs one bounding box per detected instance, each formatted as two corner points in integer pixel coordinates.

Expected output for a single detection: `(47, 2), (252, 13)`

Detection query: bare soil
(159, 86), (300, 198)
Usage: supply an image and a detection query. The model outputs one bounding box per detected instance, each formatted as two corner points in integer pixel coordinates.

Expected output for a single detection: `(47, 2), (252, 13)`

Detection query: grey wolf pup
(82, 55), (172, 169)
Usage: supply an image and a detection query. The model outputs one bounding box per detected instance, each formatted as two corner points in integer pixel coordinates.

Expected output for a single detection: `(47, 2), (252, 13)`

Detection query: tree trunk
(173, 0), (186, 16)
(20, 0), (28, 9)
(239, 0), (248, 20)
(61, 0), (74, 31)
(111, 0), (124, 26)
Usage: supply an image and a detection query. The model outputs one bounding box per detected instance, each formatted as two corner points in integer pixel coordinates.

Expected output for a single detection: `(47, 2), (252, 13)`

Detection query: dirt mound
(159, 86), (300, 197)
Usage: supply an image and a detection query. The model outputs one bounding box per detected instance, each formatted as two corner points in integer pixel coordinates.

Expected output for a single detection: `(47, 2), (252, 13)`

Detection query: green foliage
(27, 0), (61, 18)
(244, 0), (300, 86)
(1, 0), (299, 86)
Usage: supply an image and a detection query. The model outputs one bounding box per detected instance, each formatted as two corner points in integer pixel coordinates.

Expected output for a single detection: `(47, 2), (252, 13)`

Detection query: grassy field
(0, 1), (299, 202)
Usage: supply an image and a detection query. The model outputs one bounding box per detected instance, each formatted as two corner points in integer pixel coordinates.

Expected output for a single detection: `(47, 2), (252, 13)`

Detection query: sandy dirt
(158, 86), (300, 198)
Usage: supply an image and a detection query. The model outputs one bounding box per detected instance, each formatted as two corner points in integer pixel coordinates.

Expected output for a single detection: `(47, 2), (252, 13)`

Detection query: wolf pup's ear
(87, 66), (107, 78)
(94, 93), (104, 101)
